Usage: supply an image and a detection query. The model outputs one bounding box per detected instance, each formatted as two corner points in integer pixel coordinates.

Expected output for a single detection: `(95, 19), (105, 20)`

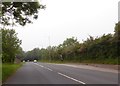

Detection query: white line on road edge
(58, 72), (86, 84)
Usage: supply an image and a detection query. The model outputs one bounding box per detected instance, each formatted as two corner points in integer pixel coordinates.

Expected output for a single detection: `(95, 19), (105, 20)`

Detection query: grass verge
(39, 58), (119, 65)
(2, 63), (23, 83)
(39, 60), (66, 64)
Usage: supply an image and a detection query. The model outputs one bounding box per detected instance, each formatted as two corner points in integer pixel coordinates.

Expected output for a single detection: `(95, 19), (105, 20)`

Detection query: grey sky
(15, 0), (119, 51)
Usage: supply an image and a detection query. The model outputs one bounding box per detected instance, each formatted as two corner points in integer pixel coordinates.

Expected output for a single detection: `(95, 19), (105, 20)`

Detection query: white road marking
(34, 63), (53, 71)
(34, 63), (44, 67)
(40, 65), (44, 67)
(34, 63), (85, 84)
(45, 67), (53, 71)
(58, 72), (86, 84)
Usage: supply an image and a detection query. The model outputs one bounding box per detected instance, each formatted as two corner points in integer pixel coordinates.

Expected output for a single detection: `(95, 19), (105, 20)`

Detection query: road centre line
(44, 67), (53, 71)
(34, 63), (85, 84)
(34, 63), (44, 67)
(58, 72), (86, 84)
(34, 63), (53, 71)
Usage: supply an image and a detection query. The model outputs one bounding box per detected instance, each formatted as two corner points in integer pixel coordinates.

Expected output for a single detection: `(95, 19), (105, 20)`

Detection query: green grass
(39, 59), (69, 64)
(79, 58), (118, 65)
(2, 63), (23, 82)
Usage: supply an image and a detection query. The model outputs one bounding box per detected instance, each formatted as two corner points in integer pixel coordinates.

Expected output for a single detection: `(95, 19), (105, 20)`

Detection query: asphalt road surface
(4, 62), (118, 84)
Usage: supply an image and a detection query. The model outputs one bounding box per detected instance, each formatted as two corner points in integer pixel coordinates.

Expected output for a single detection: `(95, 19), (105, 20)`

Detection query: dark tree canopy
(1, 1), (45, 26)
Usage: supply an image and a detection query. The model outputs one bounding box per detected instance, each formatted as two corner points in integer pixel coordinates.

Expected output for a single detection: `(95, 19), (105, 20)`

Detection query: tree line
(23, 22), (120, 64)
(1, 22), (119, 64)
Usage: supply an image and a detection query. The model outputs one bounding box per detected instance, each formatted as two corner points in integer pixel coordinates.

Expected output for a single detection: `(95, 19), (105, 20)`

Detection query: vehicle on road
(22, 60), (25, 62)
(34, 60), (37, 63)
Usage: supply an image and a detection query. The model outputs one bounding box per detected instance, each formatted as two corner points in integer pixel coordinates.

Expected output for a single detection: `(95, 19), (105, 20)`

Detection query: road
(4, 62), (118, 84)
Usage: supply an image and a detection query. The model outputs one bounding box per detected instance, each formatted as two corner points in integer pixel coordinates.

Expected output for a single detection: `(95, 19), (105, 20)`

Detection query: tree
(16, 47), (25, 60)
(23, 48), (40, 61)
(1, 1), (45, 26)
(113, 22), (120, 59)
(114, 21), (120, 40)
(61, 37), (80, 60)
(1, 29), (21, 63)
(39, 48), (49, 60)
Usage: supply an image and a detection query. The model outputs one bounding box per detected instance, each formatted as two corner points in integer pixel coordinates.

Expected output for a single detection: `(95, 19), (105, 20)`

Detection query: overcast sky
(15, 0), (119, 51)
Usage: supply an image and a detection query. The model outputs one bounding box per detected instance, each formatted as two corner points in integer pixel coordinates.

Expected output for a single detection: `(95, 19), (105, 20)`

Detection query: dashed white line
(34, 63), (53, 71)
(34, 63), (44, 67)
(58, 72), (86, 84)
(39, 65), (44, 67)
(34, 63), (86, 84)
(45, 67), (53, 71)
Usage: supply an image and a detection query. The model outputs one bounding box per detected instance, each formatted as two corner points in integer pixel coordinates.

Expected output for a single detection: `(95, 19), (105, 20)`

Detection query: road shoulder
(46, 63), (119, 73)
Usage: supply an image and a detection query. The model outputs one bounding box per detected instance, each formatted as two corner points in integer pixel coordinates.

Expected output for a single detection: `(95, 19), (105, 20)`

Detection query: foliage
(1, 29), (22, 63)
(23, 22), (119, 64)
(1, 1), (45, 26)
(16, 47), (25, 59)
(23, 48), (40, 61)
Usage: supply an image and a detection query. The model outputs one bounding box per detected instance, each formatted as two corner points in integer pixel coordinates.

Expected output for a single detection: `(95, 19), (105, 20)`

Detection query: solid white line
(58, 72), (86, 84)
